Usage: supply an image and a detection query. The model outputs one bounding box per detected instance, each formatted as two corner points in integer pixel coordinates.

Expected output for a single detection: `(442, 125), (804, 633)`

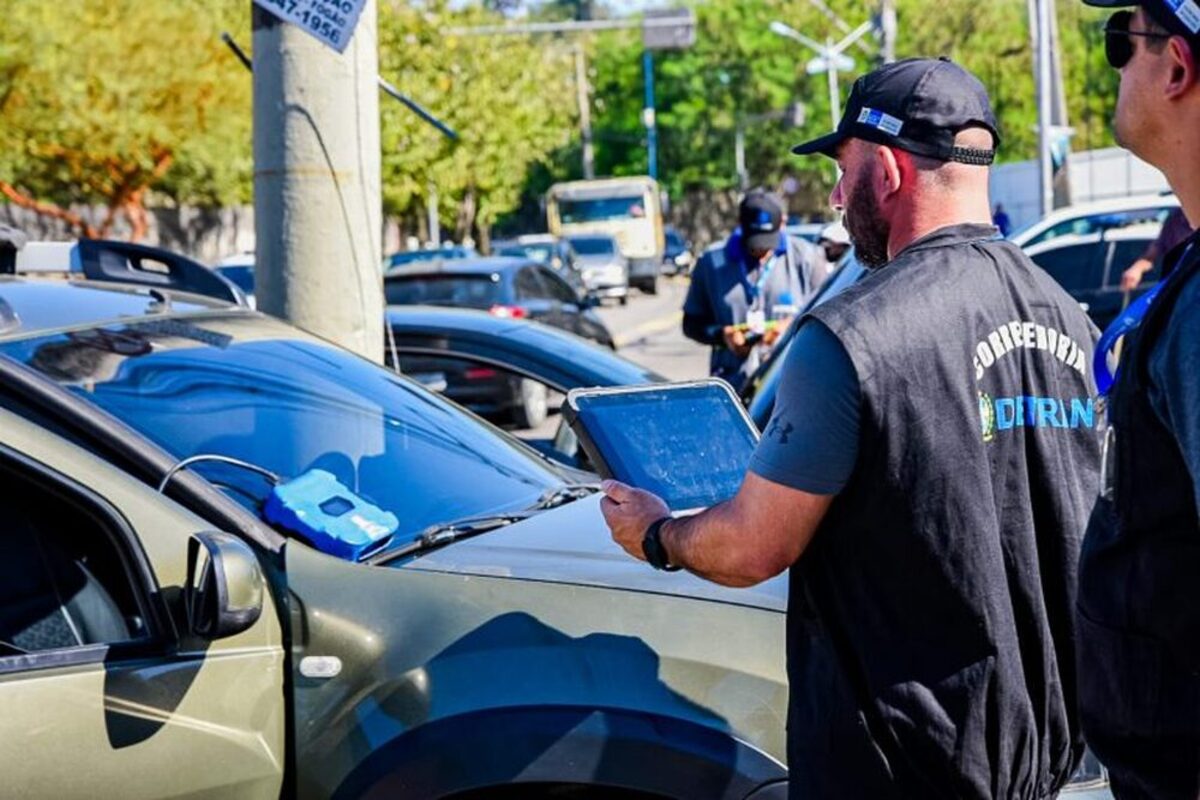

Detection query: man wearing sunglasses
(1077, 1), (1200, 798)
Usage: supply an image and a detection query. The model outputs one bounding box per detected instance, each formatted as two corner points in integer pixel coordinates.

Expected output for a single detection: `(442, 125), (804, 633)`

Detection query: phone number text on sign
(253, 0), (366, 53)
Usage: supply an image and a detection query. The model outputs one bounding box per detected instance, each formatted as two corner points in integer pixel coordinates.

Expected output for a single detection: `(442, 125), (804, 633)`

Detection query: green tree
(377, 1), (577, 247)
(0, 0), (251, 239)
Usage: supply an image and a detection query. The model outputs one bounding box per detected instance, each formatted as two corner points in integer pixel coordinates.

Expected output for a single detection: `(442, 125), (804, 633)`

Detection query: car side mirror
(186, 531), (264, 640)
(581, 294), (600, 309)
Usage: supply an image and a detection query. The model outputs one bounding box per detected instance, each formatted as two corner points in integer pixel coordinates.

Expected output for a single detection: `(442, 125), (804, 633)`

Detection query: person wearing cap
(601, 58), (1101, 798)
(816, 221), (852, 268)
(1073, 2), (1200, 797)
(681, 190), (825, 392)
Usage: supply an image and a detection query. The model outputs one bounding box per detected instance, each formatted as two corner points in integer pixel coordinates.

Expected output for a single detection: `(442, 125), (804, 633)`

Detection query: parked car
(1024, 223), (1160, 329)
(384, 256), (615, 350)
(384, 244), (477, 270)
(564, 233), (630, 304)
(1010, 192), (1178, 249)
(0, 268), (795, 800)
(662, 226), (694, 276)
(213, 251), (257, 307)
(386, 304), (662, 440)
(492, 233), (588, 300)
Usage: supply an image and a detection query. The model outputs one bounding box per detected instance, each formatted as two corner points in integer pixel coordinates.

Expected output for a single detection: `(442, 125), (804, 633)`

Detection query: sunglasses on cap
(1104, 10), (1173, 69)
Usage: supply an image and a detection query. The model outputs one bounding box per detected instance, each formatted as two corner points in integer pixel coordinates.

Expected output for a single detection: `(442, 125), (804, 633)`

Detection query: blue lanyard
(1094, 243), (1194, 395)
(740, 254), (778, 304)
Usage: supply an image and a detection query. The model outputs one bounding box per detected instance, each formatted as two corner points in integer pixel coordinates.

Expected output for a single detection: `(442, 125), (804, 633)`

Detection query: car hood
(396, 494), (787, 613)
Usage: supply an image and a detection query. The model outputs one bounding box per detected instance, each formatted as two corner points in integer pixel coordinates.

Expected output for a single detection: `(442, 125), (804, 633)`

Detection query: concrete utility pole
(252, 1), (384, 362)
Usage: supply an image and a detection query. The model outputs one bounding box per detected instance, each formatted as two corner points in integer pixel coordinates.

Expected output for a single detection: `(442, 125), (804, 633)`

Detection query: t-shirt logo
(979, 392), (997, 443)
(768, 418), (794, 444)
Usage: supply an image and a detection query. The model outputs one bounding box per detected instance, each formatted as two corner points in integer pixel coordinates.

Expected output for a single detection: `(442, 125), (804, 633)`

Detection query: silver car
(567, 233), (629, 305)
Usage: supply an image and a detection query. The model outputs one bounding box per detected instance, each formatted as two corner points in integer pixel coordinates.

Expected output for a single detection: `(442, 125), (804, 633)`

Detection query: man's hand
(722, 325), (753, 359)
(1121, 258), (1153, 292)
(600, 480), (670, 562)
(763, 317), (792, 347)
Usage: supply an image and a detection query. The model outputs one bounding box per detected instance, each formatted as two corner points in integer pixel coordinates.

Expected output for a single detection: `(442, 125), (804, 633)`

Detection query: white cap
(819, 222), (851, 246)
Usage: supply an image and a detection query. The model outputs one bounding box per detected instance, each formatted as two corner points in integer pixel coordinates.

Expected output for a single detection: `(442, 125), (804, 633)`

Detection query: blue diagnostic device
(263, 469), (399, 561)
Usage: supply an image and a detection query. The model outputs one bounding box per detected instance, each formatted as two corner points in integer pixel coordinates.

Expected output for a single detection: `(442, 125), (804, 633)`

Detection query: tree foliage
(0, 0), (251, 239)
(377, 0), (576, 245)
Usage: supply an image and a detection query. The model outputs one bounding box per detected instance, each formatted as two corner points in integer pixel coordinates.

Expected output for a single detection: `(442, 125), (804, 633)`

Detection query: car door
(1093, 237), (1160, 329)
(0, 409), (286, 799)
(514, 265), (560, 328)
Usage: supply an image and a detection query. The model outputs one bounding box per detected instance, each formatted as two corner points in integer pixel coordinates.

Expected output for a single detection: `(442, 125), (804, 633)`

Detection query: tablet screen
(568, 382), (759, 510)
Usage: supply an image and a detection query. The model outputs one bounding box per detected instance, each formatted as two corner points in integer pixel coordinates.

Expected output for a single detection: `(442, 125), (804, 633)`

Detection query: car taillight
(489, 305), (528, 319)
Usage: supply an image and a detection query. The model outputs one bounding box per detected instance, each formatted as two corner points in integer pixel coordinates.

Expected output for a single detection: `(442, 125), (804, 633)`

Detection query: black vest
(793, 224), (1101, 799)
(1076, 236), (1200, 783)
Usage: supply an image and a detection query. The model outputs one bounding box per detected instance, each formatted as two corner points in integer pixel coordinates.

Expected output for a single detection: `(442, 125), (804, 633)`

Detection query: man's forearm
(660, 483), (827, 587)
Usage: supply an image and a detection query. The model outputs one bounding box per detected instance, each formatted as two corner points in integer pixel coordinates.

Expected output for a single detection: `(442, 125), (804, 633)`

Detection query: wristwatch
(642, 517), (681, 572)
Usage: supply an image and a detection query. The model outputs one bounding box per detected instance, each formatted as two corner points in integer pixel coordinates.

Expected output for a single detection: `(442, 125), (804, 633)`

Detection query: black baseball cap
(738, 191), (783, 252)
(1082, 0), (1200, 38)
(792, 57), (1000, 165)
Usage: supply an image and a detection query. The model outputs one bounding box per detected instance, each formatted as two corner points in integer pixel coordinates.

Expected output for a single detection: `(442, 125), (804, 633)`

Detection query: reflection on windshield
(8, 317), (565, 537)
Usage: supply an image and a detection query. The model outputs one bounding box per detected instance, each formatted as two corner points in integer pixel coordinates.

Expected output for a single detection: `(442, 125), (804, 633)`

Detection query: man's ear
(874, 144), (903, 198)
(1165, 36), (1198, 100)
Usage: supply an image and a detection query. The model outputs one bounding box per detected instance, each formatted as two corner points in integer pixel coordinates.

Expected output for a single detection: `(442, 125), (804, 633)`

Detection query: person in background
(1075, 1), (1200, 797)
(817, 221), (853, 268)
(1119, 206), (1193, 290)
(993, 202), (1012, 236)
(682, 190), (825, 392)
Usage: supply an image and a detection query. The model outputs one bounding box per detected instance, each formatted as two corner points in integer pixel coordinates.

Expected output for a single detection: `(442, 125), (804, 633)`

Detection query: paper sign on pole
(252, 0), (367, 53)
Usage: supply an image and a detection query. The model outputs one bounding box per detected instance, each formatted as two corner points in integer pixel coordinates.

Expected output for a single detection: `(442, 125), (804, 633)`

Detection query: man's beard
(844, 171), (890, 268)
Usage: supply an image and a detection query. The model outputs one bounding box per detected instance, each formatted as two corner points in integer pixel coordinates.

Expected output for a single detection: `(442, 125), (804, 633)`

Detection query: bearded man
(600, 58), (1102, 798)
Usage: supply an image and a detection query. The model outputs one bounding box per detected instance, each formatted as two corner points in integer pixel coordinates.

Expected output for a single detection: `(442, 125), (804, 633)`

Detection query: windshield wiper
(365, 511), (535, 564)
(365, 484), (601, 565)
(534, 483), (601, 510)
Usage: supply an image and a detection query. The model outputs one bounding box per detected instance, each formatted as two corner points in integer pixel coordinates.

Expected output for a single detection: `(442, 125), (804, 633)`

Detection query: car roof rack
(6, 238), (247, 306)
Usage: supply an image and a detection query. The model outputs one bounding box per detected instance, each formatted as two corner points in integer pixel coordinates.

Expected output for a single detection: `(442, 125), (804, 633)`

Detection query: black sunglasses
(1104, 10), (1173, 69)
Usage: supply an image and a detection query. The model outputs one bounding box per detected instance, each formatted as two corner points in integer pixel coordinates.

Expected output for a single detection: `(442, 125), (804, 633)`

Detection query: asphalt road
(513, 274), (710, 442)
(597, 275), (708, 381)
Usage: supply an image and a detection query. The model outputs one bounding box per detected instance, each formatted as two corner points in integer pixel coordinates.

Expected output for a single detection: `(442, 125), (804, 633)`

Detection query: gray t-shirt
(749, 319), (861, 495)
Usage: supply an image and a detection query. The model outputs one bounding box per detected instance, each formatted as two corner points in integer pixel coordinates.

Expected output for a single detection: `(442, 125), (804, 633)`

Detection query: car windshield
(499, 244), (553, 264)
(2, 314), (565, 539)
(216, 265), (255, 294)
(558, 196), (645, 223)
(385, 274), (503, 308)
(570, 238), (616, 256)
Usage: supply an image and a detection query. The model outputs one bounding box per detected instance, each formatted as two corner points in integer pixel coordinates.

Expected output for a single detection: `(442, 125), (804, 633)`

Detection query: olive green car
(0, 275), (790, 799)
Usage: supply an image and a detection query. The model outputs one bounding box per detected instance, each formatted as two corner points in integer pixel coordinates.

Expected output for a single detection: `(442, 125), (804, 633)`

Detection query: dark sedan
(384, 256), (614, 348)
(387, 305), (660, 442)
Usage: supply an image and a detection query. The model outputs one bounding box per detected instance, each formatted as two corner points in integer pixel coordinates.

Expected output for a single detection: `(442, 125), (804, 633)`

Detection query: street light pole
(826, 37), (840, 129)
(574, 44), (596, 179)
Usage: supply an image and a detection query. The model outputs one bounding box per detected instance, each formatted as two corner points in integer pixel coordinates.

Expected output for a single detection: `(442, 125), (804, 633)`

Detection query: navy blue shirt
(749, 319), (860, 494)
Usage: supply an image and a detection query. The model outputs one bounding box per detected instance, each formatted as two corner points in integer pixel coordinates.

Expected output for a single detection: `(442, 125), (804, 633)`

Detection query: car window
(0, 455), (150, 659)
(538, 269), (578, 304)
(1108, 239), (1157, 286)
(514, 268), (546, 301)
(1030, 243), (1105, 293)
(1025, 207), (1172, 247)
(385, 275), (503, 308)
(3, 316), (567, 540)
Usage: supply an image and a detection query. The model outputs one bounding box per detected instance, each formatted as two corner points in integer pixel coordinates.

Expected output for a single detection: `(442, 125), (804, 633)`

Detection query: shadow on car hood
(396, 494), (787, 613)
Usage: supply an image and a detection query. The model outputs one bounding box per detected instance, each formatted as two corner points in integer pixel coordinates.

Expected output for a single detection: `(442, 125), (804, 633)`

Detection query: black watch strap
(642, 516), (681, 571)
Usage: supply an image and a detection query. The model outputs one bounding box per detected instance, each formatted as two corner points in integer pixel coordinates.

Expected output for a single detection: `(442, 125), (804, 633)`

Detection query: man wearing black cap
(681, 190), (824, 391)
(1074, 2), (1200, 797)
(601, 58), (1101, 798)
